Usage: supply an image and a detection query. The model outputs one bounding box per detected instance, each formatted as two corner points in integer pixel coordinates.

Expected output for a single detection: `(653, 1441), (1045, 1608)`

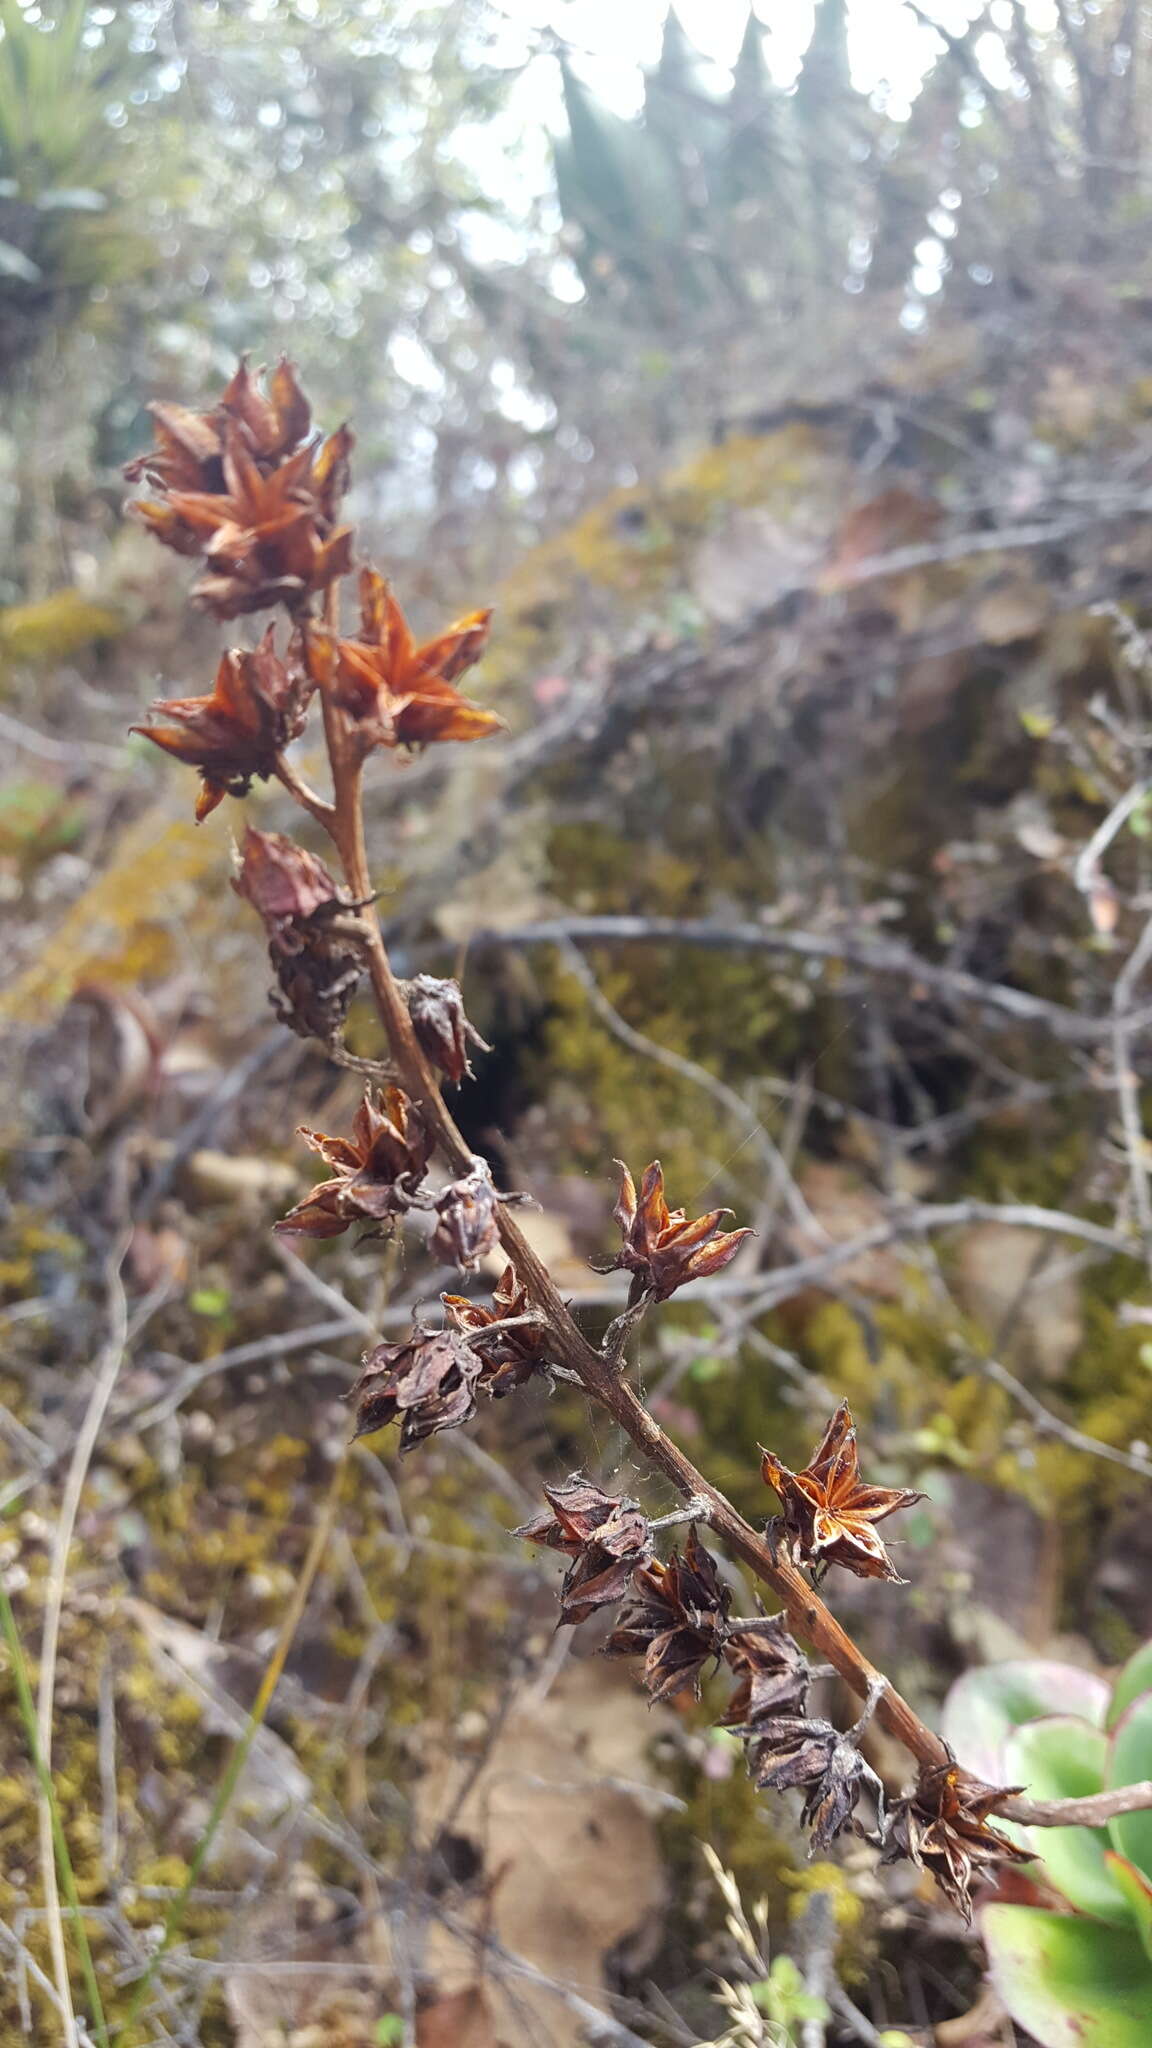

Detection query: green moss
(0, 588), (120, 677)
(487, 424), (843, 689)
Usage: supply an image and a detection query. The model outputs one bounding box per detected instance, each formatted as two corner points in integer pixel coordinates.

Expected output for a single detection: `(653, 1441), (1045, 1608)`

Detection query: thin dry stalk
(35, 1237), (129, 2046)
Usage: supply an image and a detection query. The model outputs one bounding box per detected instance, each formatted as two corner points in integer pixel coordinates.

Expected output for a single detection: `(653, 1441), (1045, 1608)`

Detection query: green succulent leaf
(1107, 1692), (1152, 1884)
(1005, 1718), (1128, 1926)
(1105, 1854), (1152, 1964)
(1109, 1645), (1152, 1731)
(984, 1905), (1152, 2048)
(942, 1661), (1111, 1783)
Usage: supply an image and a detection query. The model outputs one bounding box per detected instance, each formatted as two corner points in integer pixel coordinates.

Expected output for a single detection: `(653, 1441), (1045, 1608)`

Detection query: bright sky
(494, 0), (990, 122)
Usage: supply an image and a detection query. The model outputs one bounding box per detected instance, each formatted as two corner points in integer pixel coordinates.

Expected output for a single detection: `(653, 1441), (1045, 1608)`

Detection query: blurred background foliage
(7, 0), (1152, 592)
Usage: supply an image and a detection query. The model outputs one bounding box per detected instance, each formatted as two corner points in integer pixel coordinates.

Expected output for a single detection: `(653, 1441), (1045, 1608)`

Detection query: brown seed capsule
(514, 1476), (653, 1626)
(880, 1759), (1033, 1922)
(347, 1329), (485, 1452)
(233, 827), (362, 1043)
(326, 567), (502, 750)
(606, 1526), (730, 1702)
(430, 1160), (502, 1271)
(404, 974), (490, 1086)
(124, 357), (354, 619)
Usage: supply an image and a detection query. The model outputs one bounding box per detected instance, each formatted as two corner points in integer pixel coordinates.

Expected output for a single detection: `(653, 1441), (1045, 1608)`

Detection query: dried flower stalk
(125, 358), (1148, 1916)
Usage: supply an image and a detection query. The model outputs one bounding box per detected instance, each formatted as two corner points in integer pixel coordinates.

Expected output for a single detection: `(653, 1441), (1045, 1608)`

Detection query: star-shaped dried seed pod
(607, 1525), (730, 1702)
(347, 1328), (485, 1452)
(442, 1264), (548, 1396)
(430, 1160), (502, 1271)
(132, 626), (312, 820)
(275, 1086), (432, 1238)
(720, 1616), (812, 1728)
(513, 1476), (653, 1626)
(326, 566), (502, 750)
(609, 1160), (753, 1303)
(232, 827), (362, 1043)
(741, 1715), (884, 1854)
(881, 1759), (1033, 1922)
(760, 1401), (924, 1583)
(404, 974), (490, 1086)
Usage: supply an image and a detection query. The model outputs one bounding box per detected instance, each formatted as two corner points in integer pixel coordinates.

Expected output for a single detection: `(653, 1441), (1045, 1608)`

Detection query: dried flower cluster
(881, 1761), (1034, 1921)
(123, 358), (1040, 1931)
(133, 628), (312, 822)
(515, 1474), (1029, 1908)
(125, 356), (352, 617)
(347, 1264), (551, 1450)
(276, 1086), (433, 1239)
(442, 1264), (551, 1396)
(320, 566), (500, 753)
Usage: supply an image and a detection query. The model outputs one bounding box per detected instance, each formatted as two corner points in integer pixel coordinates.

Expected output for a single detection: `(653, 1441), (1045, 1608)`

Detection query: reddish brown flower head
(760, 1401), (924, 1584)
(347, 1329), (484, 1452)
(404, 974), (490, 1086)
(327, 566), (502, 750)
(514, 1476), (653, 1626)
(607, 1525), (730, 1702)
(430, 1160), (502, 1272)
(610, 1160), (753, 1303)
(233, 827), (362, 1043)
(720, 1615), (812, 1728)
(151, 427), (353, 619)
(881, 1760), (1033, 1922)
(132, 626), (312, 820)
(442, 1264), (548, 1395)
(125, 358), (354, 618)
(276, 1086), (432, 1238)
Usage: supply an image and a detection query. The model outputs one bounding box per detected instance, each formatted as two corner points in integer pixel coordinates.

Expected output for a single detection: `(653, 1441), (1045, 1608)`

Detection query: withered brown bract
(233, 826), (362, 1042)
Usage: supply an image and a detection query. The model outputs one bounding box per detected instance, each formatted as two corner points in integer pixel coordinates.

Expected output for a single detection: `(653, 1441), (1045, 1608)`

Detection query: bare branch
(1007, 1780), (1152, 1829)
(470, 916), (1152, 1045)
(982, 1356), (1152, 1482)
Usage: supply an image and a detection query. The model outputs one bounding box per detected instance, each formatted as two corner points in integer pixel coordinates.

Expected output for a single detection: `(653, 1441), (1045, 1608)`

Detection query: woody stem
(307, 680), (955, 1783)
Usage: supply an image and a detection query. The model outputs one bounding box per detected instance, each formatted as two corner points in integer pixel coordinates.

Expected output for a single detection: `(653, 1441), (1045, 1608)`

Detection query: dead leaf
(1088, 872), (1119, 935)
(414, 1658), (667, 2048)
(935, 1980), (1015, 2045)
(974, 577), (1051, 646)
(417, 1985), (498, 2048)
(821, 486), (943, 588)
